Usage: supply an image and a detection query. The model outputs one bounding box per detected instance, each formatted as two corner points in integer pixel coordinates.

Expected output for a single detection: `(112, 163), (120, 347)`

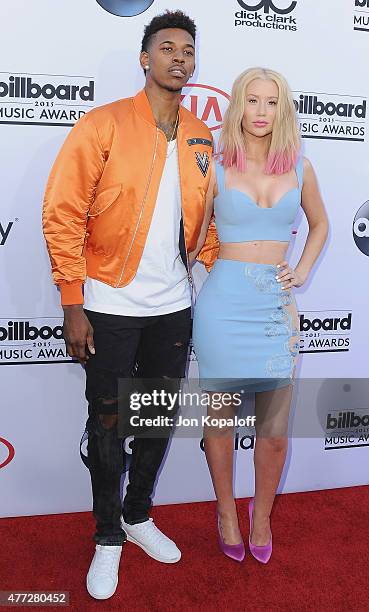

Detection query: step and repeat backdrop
(1, 0), (369, 517)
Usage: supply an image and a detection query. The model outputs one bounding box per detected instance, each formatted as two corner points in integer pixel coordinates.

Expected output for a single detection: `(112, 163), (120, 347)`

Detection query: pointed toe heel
(217, 513), (245, 563)
(248, 498), (272, 564)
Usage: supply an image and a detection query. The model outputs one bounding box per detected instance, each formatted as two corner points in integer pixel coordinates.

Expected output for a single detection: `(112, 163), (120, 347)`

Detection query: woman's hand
(275, 261), (305, 290)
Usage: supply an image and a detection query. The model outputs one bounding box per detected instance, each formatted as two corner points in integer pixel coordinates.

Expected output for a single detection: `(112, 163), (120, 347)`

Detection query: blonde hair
(219, 67), (301, 175)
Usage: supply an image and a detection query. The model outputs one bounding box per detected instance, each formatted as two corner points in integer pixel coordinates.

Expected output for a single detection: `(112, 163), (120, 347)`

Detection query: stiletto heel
(217, 512), (245, 562)
(248, 498), (272, 564)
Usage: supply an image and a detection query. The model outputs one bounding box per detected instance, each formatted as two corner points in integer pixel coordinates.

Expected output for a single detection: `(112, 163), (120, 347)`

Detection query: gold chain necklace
(160, 109), (179, 142)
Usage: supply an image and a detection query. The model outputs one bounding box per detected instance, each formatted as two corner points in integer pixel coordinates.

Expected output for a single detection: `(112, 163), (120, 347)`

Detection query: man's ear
(140, 50), (149, 71)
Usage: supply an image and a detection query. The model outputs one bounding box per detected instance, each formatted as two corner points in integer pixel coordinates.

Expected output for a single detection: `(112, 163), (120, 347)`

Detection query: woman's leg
(252, 384), (293, 545)
(203, 395), (242, 545)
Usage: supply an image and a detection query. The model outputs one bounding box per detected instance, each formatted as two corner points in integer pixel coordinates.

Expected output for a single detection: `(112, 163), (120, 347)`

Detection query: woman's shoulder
(301, 156), (316, 179)
(298, 156), (318, 190)
(302, 156), (313, 171)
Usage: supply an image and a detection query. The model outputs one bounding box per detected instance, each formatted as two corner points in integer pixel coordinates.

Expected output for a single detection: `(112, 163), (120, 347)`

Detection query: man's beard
(155, 76), (186, 94)
(163, 83), (184, 93)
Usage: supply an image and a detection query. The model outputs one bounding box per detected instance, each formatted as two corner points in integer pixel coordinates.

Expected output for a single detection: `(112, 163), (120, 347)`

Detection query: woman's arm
(277, 158), (329, 289)
(188, 160), (217, 264)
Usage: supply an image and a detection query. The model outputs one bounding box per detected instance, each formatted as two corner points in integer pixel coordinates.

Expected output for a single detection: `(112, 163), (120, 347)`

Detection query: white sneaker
(121, 517), (181, 563)
(86, 544), (122, 600)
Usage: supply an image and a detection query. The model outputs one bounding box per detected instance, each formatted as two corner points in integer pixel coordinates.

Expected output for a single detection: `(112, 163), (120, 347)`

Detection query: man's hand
(62, 305), (95, 364)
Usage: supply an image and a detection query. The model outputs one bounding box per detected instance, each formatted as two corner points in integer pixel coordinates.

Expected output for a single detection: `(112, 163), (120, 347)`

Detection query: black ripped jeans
(84, 307), (192, 546)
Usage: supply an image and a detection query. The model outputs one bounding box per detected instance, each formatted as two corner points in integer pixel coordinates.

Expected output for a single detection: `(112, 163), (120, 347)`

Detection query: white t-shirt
(83, 139), (191, 316)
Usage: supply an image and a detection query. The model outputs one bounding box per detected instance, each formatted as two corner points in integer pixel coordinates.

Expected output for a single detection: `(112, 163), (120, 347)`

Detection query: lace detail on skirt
(244, 263), (300, 380)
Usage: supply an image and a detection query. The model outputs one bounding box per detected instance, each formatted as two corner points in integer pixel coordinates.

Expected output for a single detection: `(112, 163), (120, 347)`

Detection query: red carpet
(1, 487), (369, 611)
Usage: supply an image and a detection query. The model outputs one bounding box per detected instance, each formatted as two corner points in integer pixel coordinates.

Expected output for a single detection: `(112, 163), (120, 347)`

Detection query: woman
(190, 68), (328, 563)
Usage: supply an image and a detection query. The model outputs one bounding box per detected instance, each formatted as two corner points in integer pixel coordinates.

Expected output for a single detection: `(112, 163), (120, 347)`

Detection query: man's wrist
(59, 281), (84, 306)
(62, 304), (84, 312)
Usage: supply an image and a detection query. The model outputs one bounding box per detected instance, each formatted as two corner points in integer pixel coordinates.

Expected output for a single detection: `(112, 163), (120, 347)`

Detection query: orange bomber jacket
(42, 88), (219, 306)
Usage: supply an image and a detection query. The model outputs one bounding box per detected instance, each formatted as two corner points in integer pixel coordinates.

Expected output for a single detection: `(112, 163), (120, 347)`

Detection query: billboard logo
(0, 72), (95, 127)
(325, 409), (369, 450)
(299, 311), (352, 353)
(294, 91), (367, 142)
(0, 318), (76, 365)
(354, 0), (369, 32)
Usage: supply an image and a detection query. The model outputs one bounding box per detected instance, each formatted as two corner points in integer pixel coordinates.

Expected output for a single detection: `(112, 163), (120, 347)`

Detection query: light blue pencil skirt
(192, 259), (300, 393)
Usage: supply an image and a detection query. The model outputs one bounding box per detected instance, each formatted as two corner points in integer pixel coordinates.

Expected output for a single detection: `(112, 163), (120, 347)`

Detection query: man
(42, 10), (213, 601)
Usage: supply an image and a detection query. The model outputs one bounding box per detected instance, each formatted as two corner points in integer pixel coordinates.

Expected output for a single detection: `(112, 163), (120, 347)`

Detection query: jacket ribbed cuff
(59, 282), (84, 306)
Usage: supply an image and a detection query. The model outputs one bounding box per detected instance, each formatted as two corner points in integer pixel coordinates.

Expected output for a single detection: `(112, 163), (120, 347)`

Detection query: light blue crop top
(214, 158), (303, 243)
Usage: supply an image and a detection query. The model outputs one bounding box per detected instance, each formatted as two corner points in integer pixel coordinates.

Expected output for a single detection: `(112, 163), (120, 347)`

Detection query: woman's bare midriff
(218, 241), (289, 265)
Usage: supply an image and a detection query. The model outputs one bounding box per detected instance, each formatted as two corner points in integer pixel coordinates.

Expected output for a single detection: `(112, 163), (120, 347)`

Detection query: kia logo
(180, 84), (230, 132)
(0, 437), (15, 469)
(96, 0), (154, 17)
(236, 0), (297, 14)
(353, 200), (369, 256)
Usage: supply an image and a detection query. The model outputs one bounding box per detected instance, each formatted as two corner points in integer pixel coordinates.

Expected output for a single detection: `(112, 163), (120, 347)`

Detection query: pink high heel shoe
(248, 498), (272, 564)
(217, 513), (245, 562)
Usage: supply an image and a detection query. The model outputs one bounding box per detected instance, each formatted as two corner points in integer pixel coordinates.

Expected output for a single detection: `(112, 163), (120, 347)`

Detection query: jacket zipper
(116, 128), (159, 287)
(176, 126), (195, 306)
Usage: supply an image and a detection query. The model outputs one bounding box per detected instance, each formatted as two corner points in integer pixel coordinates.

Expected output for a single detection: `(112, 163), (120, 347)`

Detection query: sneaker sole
(86, 577), (118, 600)
(125, 533), (181, 564)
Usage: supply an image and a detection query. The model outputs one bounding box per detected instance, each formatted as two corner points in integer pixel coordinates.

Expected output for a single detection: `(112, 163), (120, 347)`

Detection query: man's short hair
(141, 10), (196, 52)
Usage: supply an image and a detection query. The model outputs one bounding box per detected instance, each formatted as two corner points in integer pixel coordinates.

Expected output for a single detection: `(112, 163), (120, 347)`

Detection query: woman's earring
(145, 65), (150, 70)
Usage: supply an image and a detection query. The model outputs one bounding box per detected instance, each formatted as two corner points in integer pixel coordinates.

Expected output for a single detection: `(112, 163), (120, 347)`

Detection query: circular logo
(353, 200), (369, 256)
(0, 437), (15, 469)
(236, 0), (297, 14)
(96, 0), (154, 17)
(122, 436), (134, 472)
(181, 84), (230, 132)
(80, 431), (133, 472)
